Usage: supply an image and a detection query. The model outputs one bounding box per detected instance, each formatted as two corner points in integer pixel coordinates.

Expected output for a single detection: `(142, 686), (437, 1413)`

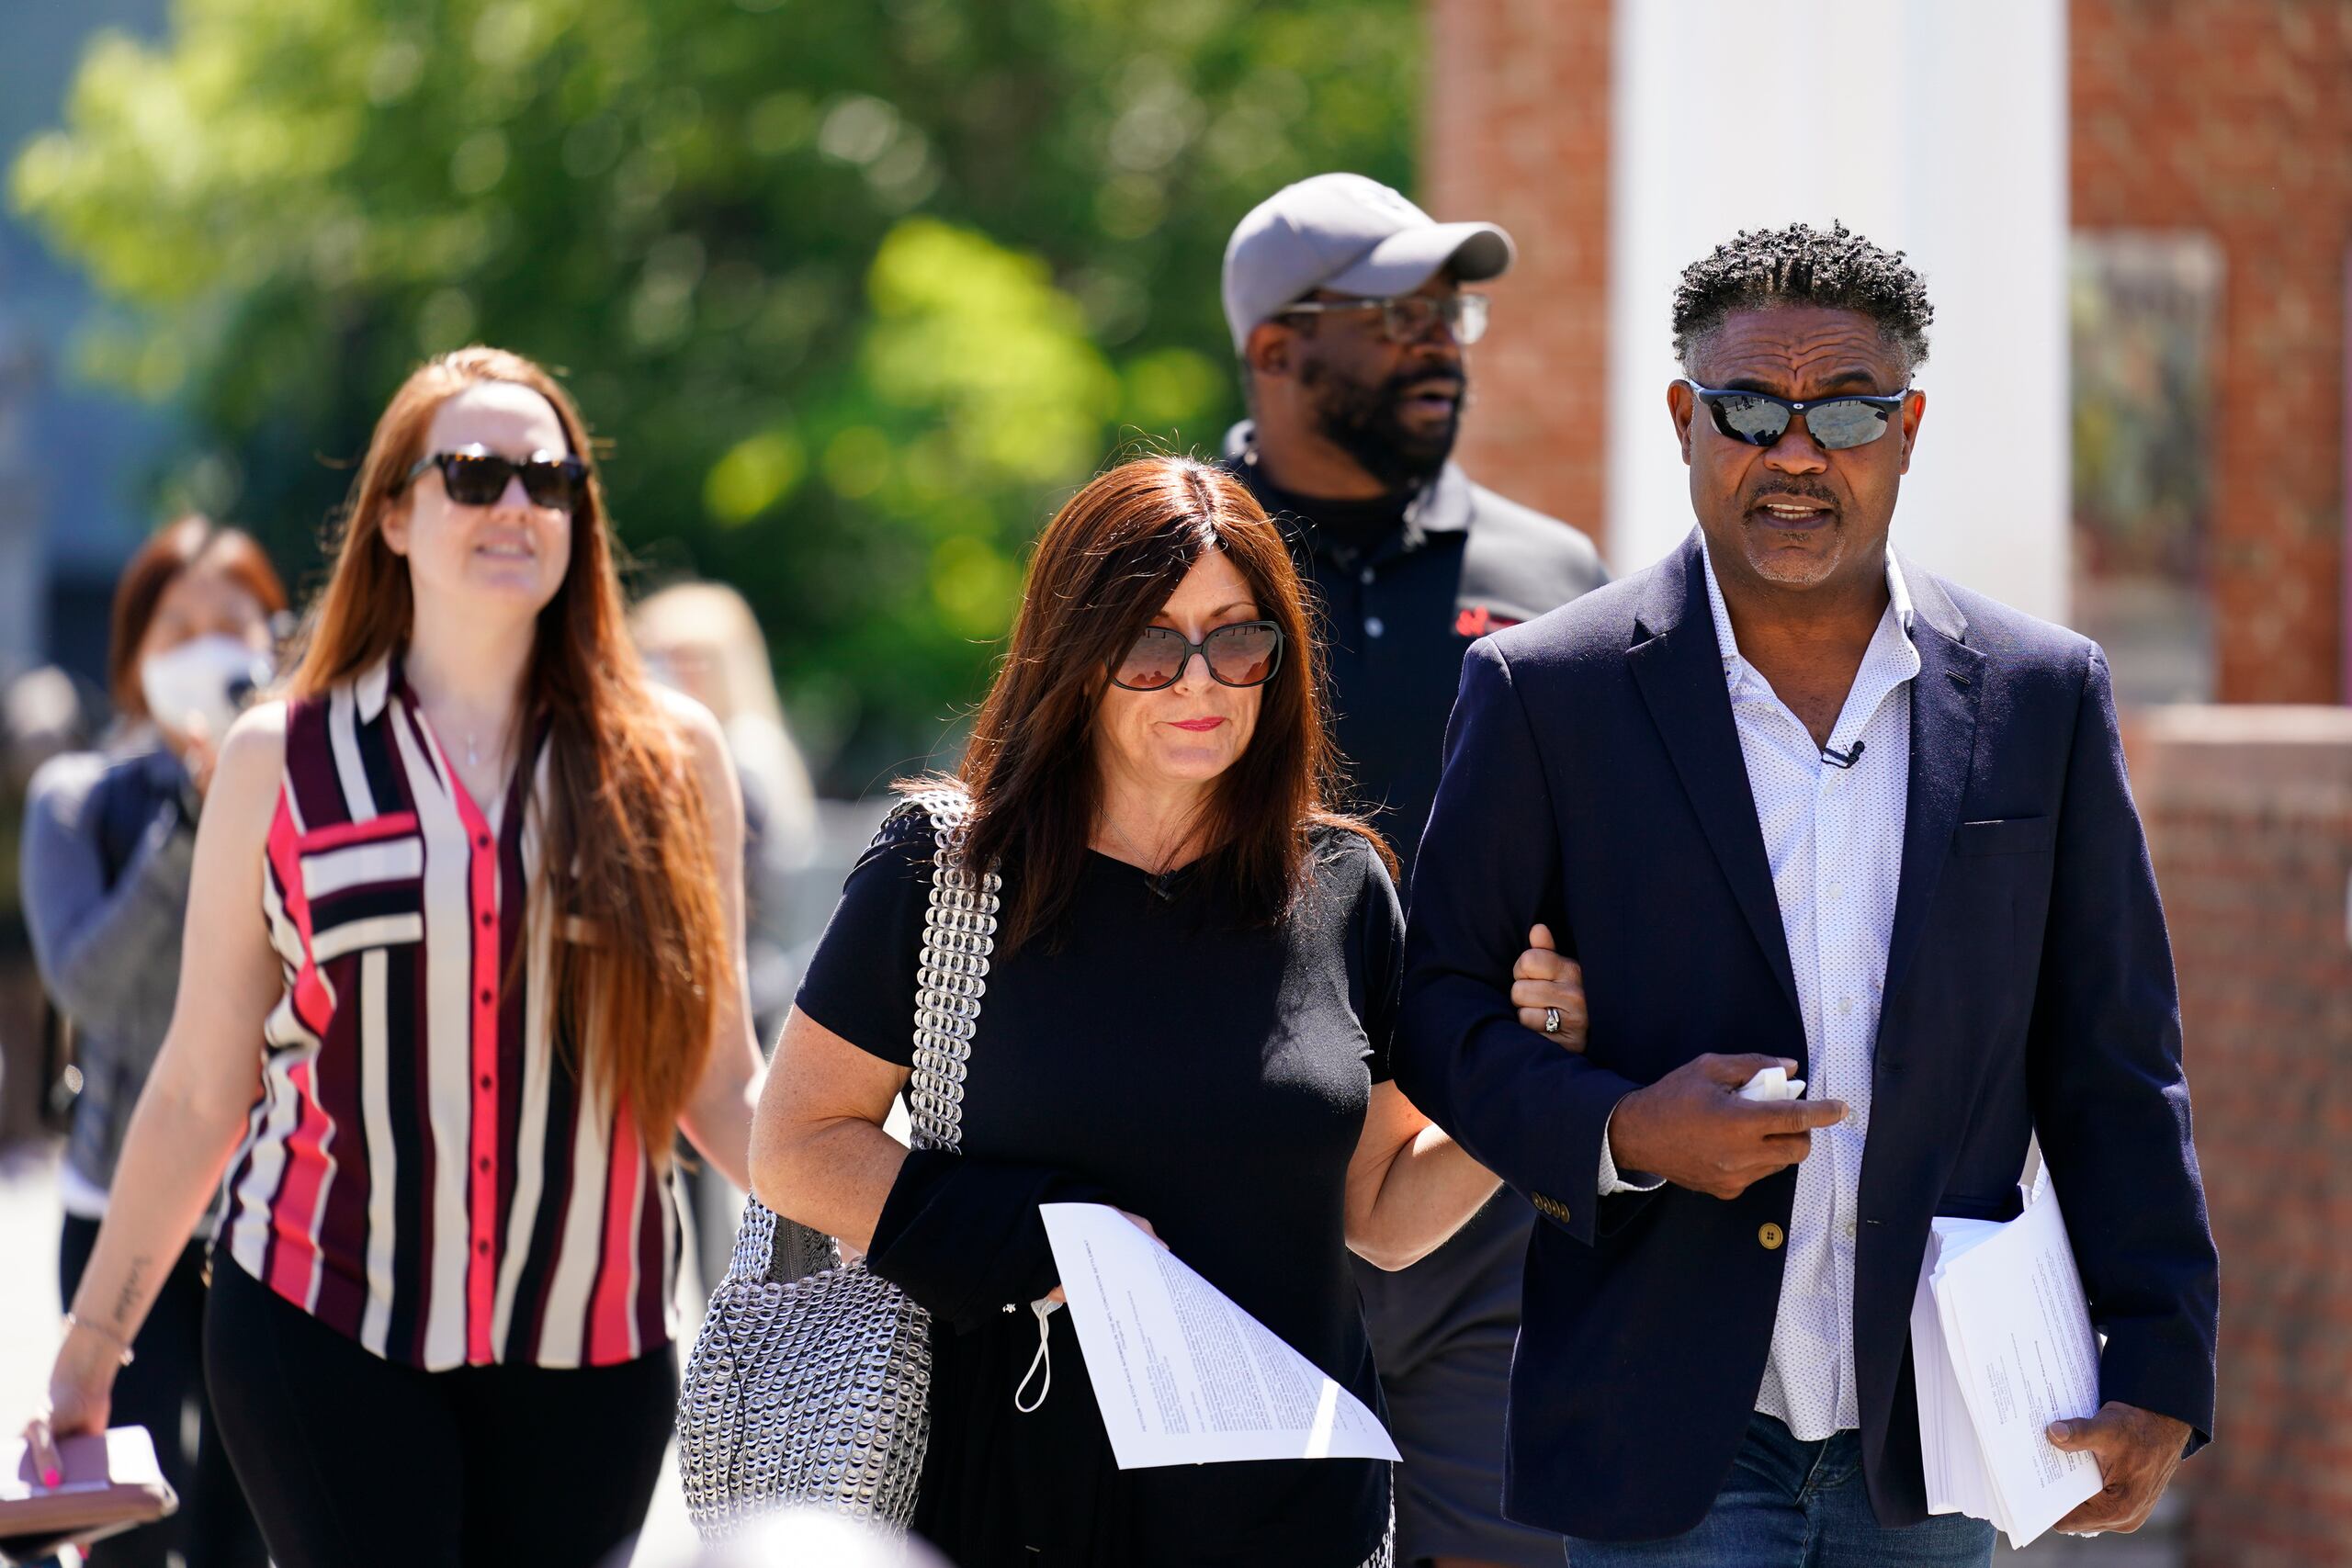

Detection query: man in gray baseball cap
(1221, 173), (1607, 1568)
(1222, 173), (1515, 355)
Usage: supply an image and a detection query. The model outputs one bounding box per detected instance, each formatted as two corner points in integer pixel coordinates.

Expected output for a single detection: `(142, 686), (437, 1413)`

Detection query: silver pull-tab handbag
(677, 787), (998, 1540)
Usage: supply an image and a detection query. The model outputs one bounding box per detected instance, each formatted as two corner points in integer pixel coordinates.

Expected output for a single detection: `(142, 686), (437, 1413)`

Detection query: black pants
(57, 1216), (266, 1568)
(202, 1260), (676, 1568)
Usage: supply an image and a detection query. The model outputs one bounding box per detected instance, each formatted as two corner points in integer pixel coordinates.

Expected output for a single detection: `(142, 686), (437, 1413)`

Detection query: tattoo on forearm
(113, 1258), (151, 1330)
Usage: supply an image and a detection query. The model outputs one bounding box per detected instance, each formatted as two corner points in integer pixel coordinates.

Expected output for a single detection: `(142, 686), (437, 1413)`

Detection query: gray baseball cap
(1221, 173), (1516, 353)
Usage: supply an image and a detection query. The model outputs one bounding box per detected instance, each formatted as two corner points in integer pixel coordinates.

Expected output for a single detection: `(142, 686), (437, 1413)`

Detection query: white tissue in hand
(1737, 1066), (1807, 1101)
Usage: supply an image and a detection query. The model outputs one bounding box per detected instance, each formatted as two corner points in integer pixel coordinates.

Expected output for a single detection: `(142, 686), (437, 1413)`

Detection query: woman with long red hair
(23, 347), (765, 1568)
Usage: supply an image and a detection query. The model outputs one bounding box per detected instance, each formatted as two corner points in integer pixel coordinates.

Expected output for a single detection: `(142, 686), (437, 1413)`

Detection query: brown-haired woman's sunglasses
(1109, 621), (1285, 691)
(402, 446), (588, 512)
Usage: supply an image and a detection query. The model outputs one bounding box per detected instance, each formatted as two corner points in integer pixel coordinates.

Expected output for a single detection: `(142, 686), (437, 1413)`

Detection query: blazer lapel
(1627, 535), (1804, 1025)
(1878, 561), (1985, 1016)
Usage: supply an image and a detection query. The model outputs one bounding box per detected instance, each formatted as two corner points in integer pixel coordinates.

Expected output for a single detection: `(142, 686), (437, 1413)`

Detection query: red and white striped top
(220, 656), (678, 1370)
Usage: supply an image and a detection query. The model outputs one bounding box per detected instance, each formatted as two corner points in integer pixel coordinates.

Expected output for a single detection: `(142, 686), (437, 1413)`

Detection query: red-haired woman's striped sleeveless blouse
(219, 657), (679, 1370)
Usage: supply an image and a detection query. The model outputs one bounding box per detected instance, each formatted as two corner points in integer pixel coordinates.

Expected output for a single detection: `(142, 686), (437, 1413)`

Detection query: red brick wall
(2124, 706), (2352, 1568)
(1432, 0), (2352, 696)
(1422, 0), (1611, 548)
(2073, 0), (2352, 704)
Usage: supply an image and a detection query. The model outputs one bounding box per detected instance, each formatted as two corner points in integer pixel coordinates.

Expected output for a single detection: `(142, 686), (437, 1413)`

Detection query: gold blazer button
(1758, 1223), (1786, 1250)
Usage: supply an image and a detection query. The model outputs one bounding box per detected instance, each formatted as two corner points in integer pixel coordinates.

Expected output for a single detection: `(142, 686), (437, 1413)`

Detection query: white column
(1607, 0), (2070, 625)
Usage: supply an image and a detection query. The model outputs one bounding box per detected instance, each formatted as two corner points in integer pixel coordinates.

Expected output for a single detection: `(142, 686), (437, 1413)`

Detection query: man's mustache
(1747, 479), (1838, 507)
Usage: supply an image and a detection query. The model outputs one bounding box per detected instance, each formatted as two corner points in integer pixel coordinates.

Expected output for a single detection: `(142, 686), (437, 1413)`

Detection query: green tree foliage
(10, 0), (1418, 781)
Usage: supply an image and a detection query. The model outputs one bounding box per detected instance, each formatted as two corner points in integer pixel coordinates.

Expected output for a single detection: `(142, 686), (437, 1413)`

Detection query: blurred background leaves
(9, 0), (1418, 784)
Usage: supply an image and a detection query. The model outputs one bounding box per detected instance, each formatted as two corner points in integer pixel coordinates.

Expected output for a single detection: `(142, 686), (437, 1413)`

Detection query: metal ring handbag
(676, 787), (998, 1540)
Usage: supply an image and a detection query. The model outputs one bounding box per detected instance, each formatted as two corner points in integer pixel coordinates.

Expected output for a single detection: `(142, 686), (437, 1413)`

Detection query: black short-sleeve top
(795, 812), (1402, 1563)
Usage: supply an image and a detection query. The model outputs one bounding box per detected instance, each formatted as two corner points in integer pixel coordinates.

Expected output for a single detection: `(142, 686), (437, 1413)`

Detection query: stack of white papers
(1039, 1202), (1400, 1470)
(1910, 1179), (2105, 1548)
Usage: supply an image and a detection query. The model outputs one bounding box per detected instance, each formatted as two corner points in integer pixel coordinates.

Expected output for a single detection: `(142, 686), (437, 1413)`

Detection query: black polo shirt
(1224, 424), (1610, 882)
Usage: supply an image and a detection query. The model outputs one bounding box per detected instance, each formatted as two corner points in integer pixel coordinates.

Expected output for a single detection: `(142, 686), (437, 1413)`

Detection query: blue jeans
(1564, 1414), (1996, 1568)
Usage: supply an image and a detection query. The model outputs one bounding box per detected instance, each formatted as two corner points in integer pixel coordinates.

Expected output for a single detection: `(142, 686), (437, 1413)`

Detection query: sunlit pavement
(0, 1146), (62, 1429)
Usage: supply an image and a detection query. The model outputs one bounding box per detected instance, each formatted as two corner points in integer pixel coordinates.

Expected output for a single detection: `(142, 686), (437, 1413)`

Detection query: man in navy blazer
(1396, 223), (2217, 1564)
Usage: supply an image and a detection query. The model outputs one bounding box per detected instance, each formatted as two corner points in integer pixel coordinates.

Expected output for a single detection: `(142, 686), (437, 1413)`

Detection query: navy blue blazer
(1396, 531), (2218, 1541)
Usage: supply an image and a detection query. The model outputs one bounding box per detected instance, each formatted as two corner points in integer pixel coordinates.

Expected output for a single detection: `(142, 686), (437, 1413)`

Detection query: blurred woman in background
(19, 515), (283, 1568)
(633, 581), (820, 1294)
(630, 580), (816, 1042)
(24, 347), (766, 1568)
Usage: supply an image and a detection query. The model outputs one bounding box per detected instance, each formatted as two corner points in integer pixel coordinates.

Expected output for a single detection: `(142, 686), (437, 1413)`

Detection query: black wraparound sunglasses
(1679, 379), (1911, 452)
(1109, 621), (1285, 691)
(402, 446), (590, 512)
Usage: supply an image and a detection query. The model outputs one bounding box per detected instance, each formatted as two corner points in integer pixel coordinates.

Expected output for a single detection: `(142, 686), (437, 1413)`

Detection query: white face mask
(639, 649), (684, 694)
(140, 634), (274, 741)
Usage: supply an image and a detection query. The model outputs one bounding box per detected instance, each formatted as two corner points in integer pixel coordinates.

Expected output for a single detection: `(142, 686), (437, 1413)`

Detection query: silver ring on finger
(1544, 1007), (1564, 1035)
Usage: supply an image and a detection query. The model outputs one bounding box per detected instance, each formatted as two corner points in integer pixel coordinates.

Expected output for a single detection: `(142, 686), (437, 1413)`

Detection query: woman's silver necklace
(418, 695), (502, 785)
(426, 703), (492, 772)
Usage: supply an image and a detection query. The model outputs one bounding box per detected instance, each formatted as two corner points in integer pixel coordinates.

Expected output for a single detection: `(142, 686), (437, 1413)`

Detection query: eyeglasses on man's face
(1279, 292), (1489, 347)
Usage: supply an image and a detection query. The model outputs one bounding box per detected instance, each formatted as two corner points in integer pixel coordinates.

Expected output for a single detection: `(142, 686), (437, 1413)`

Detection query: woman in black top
(751, 457), (1586, 1566)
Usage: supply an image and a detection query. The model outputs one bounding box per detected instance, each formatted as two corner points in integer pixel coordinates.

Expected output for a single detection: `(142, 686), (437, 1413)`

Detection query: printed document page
(1040, 1202), (1401, 1471)
(1912, 1218), (2002, 1523)
(1931, 1186), (2105, 1548)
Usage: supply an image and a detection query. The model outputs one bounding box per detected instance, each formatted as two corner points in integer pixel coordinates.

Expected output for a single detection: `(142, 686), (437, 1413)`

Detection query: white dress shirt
(1599, 538), (1920, 1441)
